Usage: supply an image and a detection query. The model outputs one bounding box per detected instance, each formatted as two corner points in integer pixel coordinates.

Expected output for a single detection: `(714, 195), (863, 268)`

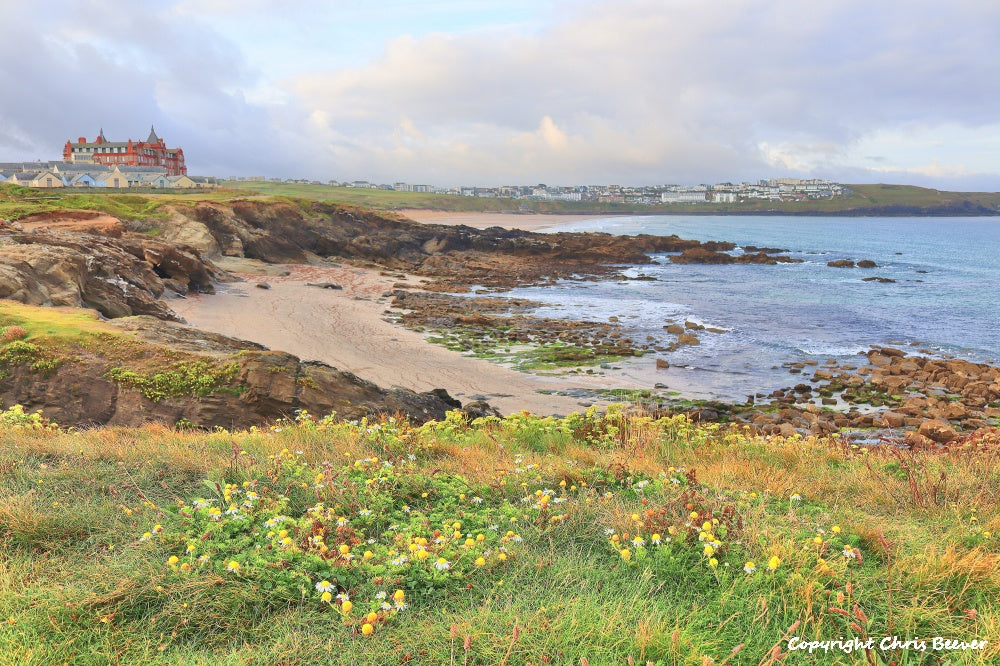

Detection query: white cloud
(0, 0), (998, 187)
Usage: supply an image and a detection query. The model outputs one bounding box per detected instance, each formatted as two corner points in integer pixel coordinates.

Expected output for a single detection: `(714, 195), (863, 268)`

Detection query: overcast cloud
(1, 0), (998, 189)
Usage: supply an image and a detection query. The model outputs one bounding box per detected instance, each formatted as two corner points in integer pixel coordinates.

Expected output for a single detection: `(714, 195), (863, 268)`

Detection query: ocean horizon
(502, 215), (1000, 401)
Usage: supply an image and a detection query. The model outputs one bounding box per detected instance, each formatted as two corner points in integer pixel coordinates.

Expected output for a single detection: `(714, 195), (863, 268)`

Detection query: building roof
(147, 125), (160, 143)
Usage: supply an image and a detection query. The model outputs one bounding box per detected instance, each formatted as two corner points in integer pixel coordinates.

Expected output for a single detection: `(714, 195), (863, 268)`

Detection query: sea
(501, 215), (1000, 401)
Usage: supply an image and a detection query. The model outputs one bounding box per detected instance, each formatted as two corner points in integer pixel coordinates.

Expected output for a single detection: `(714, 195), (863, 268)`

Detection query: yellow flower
(341, 600), (353, 614)
(361, 622), (374, 636)
(703, 545), (714, 557)
(767, 556), (781, 571)
(475, 556), (486, 566)
(831, 525), (841, 534)
(180, 562), (192, 573)
(620, 549), (631, 562)
(321, 591), (332, 603)
(366, 612), (378, 624)
(813, 536), (823, 545)
(226, 560), (241, 573)
(339, 544), (351, 556)
(167, 555), (179, 566)
(709, 557), (718, 568)
(498, 553), (508, 562)
(363, 551), (374, 560)
(393, 589), (405, 603)
(702, 521), (712, 532)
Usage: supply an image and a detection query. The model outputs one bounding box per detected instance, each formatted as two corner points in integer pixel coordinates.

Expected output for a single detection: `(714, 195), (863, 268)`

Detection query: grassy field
(2, 181), (998, 223)
(1, 405), (997, 665)
(0, 184), (247, 222)
(216, 181), (1000, 216)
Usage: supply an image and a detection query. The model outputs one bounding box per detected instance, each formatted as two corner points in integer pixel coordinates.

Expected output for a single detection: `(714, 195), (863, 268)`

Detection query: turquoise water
(506, 216), (1000, 400)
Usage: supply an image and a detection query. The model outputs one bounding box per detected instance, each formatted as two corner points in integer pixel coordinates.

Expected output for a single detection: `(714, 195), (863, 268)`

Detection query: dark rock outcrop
(0, 315), (479, 429)
(671, 247), (802, 264)
(0, 229), (224, 320)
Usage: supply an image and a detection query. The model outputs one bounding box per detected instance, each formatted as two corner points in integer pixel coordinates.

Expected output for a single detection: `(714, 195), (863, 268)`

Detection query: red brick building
(63, 127), (186, 175)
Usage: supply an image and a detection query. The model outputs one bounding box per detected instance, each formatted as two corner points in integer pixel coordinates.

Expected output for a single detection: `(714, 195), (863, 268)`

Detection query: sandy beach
(399, 209), (611, 231)
(169, 261), (639, 416)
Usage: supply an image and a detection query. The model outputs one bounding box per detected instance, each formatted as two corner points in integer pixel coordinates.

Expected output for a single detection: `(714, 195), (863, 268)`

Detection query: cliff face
(0, 223), (223, 320)
(0, 310), (474, 429)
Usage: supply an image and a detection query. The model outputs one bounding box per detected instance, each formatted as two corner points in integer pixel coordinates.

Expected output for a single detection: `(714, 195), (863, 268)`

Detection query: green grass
(3, 180), (997, 224)
(1, 407), (998, 664)
(0, 301), (247, 403)
(0, 183), (249, 221)
(217, 181), (1000, 216)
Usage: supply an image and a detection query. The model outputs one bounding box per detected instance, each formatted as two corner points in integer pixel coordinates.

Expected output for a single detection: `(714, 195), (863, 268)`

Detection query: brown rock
(655, 358), (670, 369)
(918, 419), (958, 443)
(904, 431), (937, 449)
(881, 411), (906, 428)
(778, 422), (798, 438)
(676, 333), (700, 346)
(868, 352), (891, 368)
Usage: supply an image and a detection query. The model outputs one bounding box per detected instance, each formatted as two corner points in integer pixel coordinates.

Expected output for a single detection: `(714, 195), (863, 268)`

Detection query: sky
(1, 0), (998, 190)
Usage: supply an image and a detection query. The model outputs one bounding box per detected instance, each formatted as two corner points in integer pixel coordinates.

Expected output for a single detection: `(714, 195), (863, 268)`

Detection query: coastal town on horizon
(2, 131), (847, 205)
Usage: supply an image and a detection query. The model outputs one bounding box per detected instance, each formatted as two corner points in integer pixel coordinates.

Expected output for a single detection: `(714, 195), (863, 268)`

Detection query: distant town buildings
(1, 131), (844, 201)
(63, 127), (186, 176)
(0, 127), (221, 189)
(0, 161), (217, 189)
(299, 177), (846, 205)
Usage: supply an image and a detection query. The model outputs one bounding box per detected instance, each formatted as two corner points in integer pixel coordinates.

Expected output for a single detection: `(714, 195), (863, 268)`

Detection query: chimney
(78, 137), (86, 143)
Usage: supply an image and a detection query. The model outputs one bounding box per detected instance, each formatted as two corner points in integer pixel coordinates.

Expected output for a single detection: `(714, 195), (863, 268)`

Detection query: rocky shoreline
(1, 199), (998, 441)
(385, 287), (1000, 445)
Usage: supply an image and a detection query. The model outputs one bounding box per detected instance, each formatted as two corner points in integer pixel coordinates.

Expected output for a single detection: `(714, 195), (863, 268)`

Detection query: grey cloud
(0, 1), (303, 175)
(286, 0), (1000, 185)
(1, 0), (998, 187)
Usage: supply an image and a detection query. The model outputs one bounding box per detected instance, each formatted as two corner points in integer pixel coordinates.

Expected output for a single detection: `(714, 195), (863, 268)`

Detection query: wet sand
(169, 261), (639, 416)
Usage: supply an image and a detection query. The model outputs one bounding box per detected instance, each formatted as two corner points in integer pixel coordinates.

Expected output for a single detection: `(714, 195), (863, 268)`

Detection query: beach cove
(166, 210), (1000, 443)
